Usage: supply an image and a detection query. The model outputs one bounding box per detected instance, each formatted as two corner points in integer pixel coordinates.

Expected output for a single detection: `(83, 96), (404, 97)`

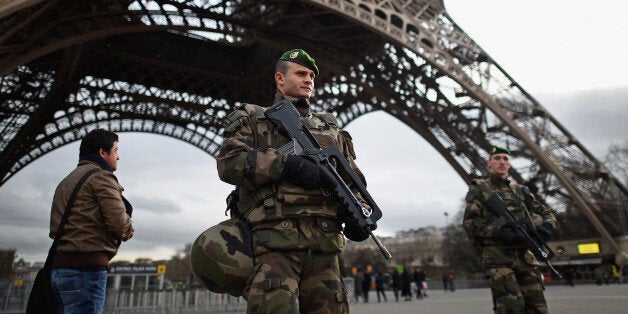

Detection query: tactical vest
(235, 104), (342, 224)
(473, 177), (535, 247)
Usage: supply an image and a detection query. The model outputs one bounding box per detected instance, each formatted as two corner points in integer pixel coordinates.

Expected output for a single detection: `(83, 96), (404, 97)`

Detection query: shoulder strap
(473, 178), (490, 192)
(313, 111), (338, 126)
(510, 182), (532, 208)
(44, 168), (102, 268)
(242, 103), (271, 147)
(243, 103), (265, 119)
(519, 185), (538, 220)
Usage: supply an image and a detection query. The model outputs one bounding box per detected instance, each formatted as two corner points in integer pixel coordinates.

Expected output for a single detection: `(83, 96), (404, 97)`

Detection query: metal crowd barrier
(1, 277), (356, 313)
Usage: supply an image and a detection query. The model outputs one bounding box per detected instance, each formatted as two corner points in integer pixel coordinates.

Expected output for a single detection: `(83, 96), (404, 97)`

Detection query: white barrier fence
(104, 289), (247, 313)
(1, 278), (356, 314)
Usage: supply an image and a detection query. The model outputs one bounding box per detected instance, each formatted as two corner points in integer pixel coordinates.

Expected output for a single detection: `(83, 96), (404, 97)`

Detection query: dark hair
(79, 129), (118, 156)
(275, 59), (289, 74)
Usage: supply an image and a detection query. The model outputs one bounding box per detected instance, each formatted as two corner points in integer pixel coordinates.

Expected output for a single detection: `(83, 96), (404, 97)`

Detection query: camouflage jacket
(216, 93), (363, 253)
(463, 174), (557, 266)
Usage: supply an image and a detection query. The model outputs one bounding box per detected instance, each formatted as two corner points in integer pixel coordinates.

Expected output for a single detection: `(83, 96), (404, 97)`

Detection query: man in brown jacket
(49, 129), (134, 313)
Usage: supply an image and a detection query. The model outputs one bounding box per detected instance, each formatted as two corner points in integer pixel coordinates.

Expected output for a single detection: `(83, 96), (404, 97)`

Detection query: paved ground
(349, 284), (628, 314)
(102, 283), (628, 313)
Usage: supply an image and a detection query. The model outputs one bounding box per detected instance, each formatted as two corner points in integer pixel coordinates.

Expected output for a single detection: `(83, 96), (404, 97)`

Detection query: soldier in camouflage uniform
(217, 49), (365, 313)
(463, 145), (557, 314)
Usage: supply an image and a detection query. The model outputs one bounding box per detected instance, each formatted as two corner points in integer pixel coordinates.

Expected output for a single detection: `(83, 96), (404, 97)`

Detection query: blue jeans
(51, 268), (107, 314)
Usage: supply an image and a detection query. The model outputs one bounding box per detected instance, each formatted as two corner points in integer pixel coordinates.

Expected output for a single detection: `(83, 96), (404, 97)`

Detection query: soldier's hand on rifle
(536, 222), (554, 242)
(343, 222), (370, 242)
(282, 155), (331, 190)
(496, 225), (525, 245)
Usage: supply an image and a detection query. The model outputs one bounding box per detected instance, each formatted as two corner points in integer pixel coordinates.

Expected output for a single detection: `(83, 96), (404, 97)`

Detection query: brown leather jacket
(49, 160), (133, 268)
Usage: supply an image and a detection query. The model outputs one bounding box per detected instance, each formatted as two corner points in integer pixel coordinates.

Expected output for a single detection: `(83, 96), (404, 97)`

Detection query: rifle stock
(485, 193), (561, 278)
(265, 100), (391, 260)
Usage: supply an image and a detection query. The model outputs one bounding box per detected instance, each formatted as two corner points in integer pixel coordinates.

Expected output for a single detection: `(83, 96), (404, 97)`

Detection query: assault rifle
(264, 100), (391, 260)
(485, 193), (561, 278)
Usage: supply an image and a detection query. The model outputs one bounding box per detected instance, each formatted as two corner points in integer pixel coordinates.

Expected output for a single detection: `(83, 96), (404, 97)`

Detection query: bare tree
(165, 243), (193, 287)
(0, 249), (16, 279)
(604, 140), (627, 186)
(441, 206), (483, 275)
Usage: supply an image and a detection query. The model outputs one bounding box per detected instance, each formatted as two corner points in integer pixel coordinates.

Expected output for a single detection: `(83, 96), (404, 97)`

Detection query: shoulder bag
(26, 168), (101, 314)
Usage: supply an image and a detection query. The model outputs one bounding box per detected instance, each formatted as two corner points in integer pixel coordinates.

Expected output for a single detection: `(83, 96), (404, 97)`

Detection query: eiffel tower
(1, 0), (626, 254)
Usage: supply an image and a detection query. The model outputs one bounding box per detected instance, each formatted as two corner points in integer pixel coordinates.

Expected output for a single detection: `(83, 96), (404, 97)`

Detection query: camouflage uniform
(217, 92), (360, 313)
(463, 174), (557, 314)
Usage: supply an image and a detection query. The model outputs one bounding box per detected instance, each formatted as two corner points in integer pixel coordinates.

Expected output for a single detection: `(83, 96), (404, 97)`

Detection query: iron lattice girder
(0, 0), (626, 245)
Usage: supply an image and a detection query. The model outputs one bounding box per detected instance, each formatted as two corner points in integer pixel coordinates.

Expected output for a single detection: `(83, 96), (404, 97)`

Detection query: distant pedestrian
(611, 264), (621, 284)
(363, 270), (371, 303)
(354, 268), (365, 303)
(563, 268), (575, 287)
(375, 272), (388, 302)
(420, 269), (429, 297)
(594, 268), (603, 285)
(401, 267), (412, 301)
(447, 271), (456, 292)
(412, 267), (426, 299)
(622, 264), (628, 284)
(603, 265), (611, 284)
(442, 271), (449, 292)
(391, 269), (401, 302)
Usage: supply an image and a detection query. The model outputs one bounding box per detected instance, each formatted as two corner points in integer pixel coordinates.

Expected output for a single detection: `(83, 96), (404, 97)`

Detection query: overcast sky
(1, 0), (627, 264)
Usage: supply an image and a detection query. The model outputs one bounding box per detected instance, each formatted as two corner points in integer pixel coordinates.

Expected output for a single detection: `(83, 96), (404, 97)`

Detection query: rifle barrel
(369, 230), (392, 260)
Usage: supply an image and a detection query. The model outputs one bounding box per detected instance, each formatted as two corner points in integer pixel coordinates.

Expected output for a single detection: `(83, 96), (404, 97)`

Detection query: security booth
(107, 264), (166, 290)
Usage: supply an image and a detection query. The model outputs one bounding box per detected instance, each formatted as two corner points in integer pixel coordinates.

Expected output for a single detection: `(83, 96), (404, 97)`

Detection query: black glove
(343, 222), (370, 242)
(536, 222), (554, 242)
(282, 155), (329, 190)
(496, 225), (525, 246)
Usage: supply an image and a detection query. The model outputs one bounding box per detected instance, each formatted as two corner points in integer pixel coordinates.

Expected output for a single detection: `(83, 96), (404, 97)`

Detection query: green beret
(279, 49), (319, 76)
(489, 145), (510, 155)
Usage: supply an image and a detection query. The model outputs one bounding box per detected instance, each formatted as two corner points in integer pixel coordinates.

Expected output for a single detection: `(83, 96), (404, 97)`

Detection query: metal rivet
(321, 221), (328, 228)
(281, 221), (289, 228)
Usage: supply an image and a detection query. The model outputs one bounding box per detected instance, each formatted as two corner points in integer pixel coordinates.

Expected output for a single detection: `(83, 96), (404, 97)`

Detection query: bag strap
(44, 168), (102, 269)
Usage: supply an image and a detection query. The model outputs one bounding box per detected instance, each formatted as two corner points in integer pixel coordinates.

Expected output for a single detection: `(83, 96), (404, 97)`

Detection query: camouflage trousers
(485, 266), (547, 314)
(245, 250), (349, 314)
